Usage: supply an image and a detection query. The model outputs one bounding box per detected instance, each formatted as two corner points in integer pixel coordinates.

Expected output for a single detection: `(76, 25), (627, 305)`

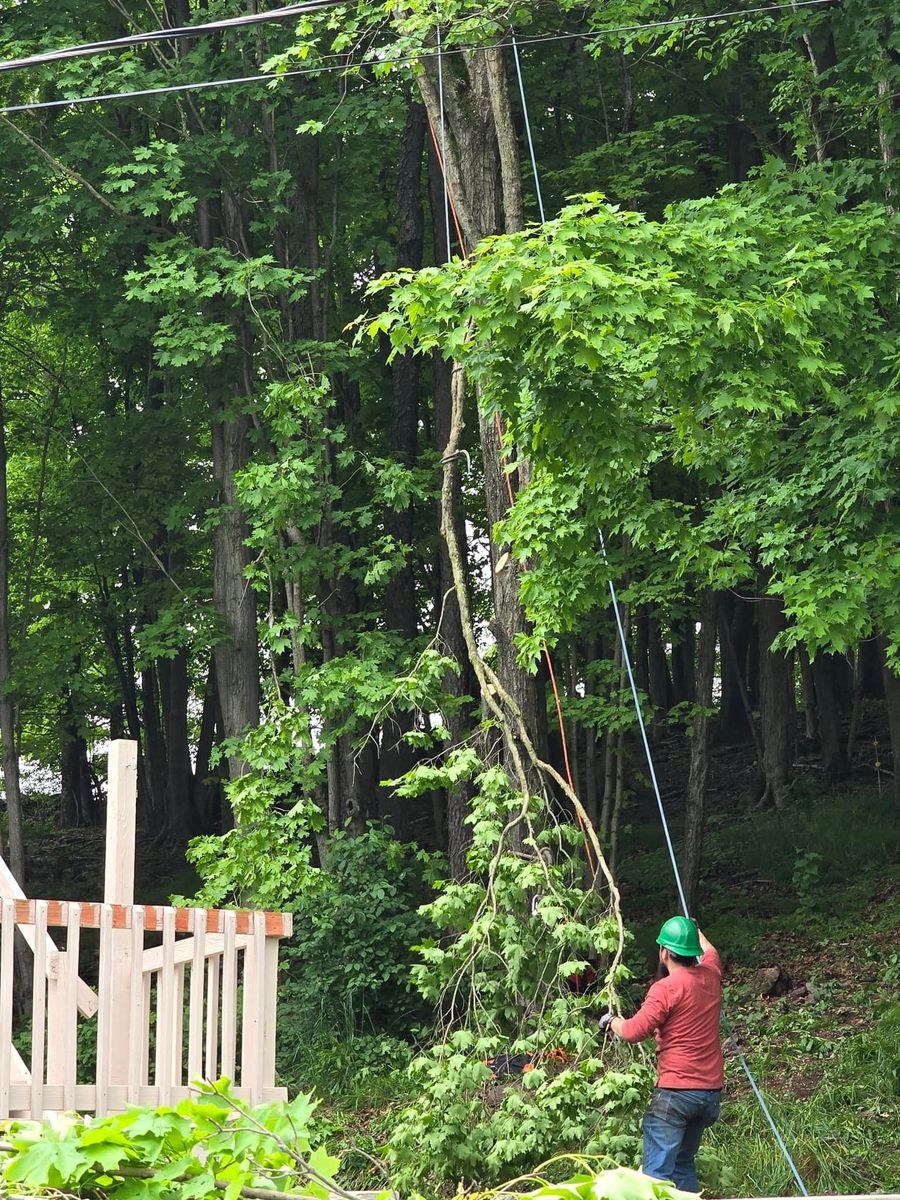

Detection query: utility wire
(0, 1), (346, 75)
(0, 0), (838, 114)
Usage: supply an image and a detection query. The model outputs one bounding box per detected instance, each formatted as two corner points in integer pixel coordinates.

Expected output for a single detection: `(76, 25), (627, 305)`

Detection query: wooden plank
(105, 740), (137, 1088)
(0, 897), (15, 1118)
(141, 971), (151, 1086)
(241, 912), (267, 1102)
(141, 932), (250, 974)
(156, 907), (177, 1104)
(220, 910), (237, 1083)
(0, 898), (291, 938)
(95, 904), (114, 1117)
(127, 906), (145, 1104)
(30, 900), (48, 1118)
(187, 910), (206, 1087)
(205, 954), (220, 1080)
(262, 935), (279, 1088)
(62, 905), (81, 1110)
(173, 963), (185, 1086)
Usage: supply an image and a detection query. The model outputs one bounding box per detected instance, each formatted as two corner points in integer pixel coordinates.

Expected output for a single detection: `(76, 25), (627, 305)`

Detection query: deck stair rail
(0, 741), (292, 1120)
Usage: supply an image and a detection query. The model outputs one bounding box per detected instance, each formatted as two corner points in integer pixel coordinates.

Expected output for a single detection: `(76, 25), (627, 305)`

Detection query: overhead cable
(0, 0), (346, 75)
(0, 0), (838, 111)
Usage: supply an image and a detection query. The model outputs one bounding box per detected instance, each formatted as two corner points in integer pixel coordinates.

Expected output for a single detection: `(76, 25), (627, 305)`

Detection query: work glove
(597, 1011), (615, 1032)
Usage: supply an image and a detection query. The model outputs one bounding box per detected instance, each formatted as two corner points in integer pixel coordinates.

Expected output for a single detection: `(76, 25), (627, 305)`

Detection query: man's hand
(696, 924), (714, 955)
(598, 1011), (616, 1032)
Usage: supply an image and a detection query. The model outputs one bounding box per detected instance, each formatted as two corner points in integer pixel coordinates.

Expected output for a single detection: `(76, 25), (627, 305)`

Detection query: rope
(511, 32), (546, 225)
(597, 538), (810, 1195)
(514, 51), (811, 1200)
(436, 27), (453, 264)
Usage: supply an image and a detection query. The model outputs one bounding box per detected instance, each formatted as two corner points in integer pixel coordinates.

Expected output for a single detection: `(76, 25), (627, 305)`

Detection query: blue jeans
(642, 1087), (721, 1193)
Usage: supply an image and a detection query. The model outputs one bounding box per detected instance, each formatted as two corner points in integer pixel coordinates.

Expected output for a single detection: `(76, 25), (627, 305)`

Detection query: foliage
(374, 173), (900, 665)
(0, 1082), (338, 1200)
(278, 824), (443, 1039)
(381, 753), (647, 1190)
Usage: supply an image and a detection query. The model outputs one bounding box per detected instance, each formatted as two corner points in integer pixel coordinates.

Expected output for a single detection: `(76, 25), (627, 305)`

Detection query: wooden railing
(0, 897), (292, 1119)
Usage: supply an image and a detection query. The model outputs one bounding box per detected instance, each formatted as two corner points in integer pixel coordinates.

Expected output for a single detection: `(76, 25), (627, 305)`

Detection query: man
(599, 917), (723, 1193)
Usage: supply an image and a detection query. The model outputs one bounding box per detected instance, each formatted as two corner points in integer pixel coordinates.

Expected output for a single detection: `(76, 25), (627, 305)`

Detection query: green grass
(707, 1005), (900, 1196)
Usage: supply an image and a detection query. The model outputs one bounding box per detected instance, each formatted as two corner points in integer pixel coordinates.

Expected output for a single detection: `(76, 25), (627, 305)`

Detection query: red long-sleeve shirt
(619, 948), (724, 1089)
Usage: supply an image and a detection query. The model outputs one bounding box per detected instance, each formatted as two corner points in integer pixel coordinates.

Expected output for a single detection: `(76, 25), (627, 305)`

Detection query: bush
(277, 824), (443, 1049)
(386, 1048), (650, 1192)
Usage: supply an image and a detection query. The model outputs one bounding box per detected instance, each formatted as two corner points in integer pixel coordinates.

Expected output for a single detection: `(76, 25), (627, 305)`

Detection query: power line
(0, 0), (838, 114)
(0, 1), (346, 75)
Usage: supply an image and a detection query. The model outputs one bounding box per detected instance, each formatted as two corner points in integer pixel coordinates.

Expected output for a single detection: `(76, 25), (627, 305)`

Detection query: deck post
(102, 739), (138, 1087)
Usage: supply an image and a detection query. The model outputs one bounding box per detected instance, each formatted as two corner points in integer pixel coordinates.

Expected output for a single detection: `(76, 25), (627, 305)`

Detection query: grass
(707, 1004), (900, 1196)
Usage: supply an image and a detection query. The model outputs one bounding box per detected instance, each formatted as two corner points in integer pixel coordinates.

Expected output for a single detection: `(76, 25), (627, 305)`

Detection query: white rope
(436, 27), (452, 262)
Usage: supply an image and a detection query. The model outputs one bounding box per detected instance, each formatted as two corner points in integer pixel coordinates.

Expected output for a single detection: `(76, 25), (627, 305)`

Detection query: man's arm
(604, 984), (671, 1042)
(697, 927), (715, 955)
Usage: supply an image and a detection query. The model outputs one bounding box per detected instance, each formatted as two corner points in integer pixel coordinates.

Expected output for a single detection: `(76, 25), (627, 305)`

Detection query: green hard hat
(656, 915), (702, 958)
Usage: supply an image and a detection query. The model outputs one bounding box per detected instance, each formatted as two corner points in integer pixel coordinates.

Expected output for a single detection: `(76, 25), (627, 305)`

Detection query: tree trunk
(433, 349), (478, 878)
(811, 652), (849, 784)
(192, 657), (224, 831)
(141, 664), (167, 824)
(682, 591), (717, 910)
(878, 636), (900, 805)
(0, 386), (24, 884)
(647, 614), (670, 739)
(211, 409), (260, 783)
(671, 616), (695, 705)
(59, 692), (94, 827)
(634, 607), (650, 697)
(417, 46), (545, 808)
(379, 97), (427, 842)
(718, 591), (754, 739)
(757, 588), (794, 808)
(797, 645), (818, 742)
(159, 647), (197, 843)
(718, 592), (764, 771)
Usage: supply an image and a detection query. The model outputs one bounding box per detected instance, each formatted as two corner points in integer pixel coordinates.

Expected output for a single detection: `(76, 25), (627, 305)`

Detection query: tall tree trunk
(671, 616), (695, 705)
(757, 587), (794, 808)
(878, 636), (900, 805)
(0, 386), (24, 884)
(811, 652), (849, 784)
(59, 692), (94, 827)
(797, 645), (818, 742)
(647, 614), (670, 739)
(417, 46), (545, 808)
(159, 647), (197, 843)
(192, 657), (224, 831)
(211, 409), (260, 783)
(682, 591), (717, 910)
(380, 98), (427, 841)
(433, 350), (478, 879)
(141, 664), (167, 824)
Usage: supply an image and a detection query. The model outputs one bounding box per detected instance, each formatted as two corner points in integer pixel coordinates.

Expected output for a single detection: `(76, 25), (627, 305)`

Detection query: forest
(0, 0), (898, 1197)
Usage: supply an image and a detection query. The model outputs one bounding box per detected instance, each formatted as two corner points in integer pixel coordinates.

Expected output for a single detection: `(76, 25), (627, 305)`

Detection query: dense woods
(0, 0), (896, 883)
(1, 1), (899, 1195)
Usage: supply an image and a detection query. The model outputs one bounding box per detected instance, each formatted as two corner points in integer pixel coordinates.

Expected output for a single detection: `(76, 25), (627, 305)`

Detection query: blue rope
(510, 52), (811, 1199)
(597, 536), (810, 1195)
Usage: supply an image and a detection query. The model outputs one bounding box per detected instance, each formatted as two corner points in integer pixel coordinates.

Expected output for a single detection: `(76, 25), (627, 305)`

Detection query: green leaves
(376, 175), (900, 659)
(0, 1084), (336, 1200)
